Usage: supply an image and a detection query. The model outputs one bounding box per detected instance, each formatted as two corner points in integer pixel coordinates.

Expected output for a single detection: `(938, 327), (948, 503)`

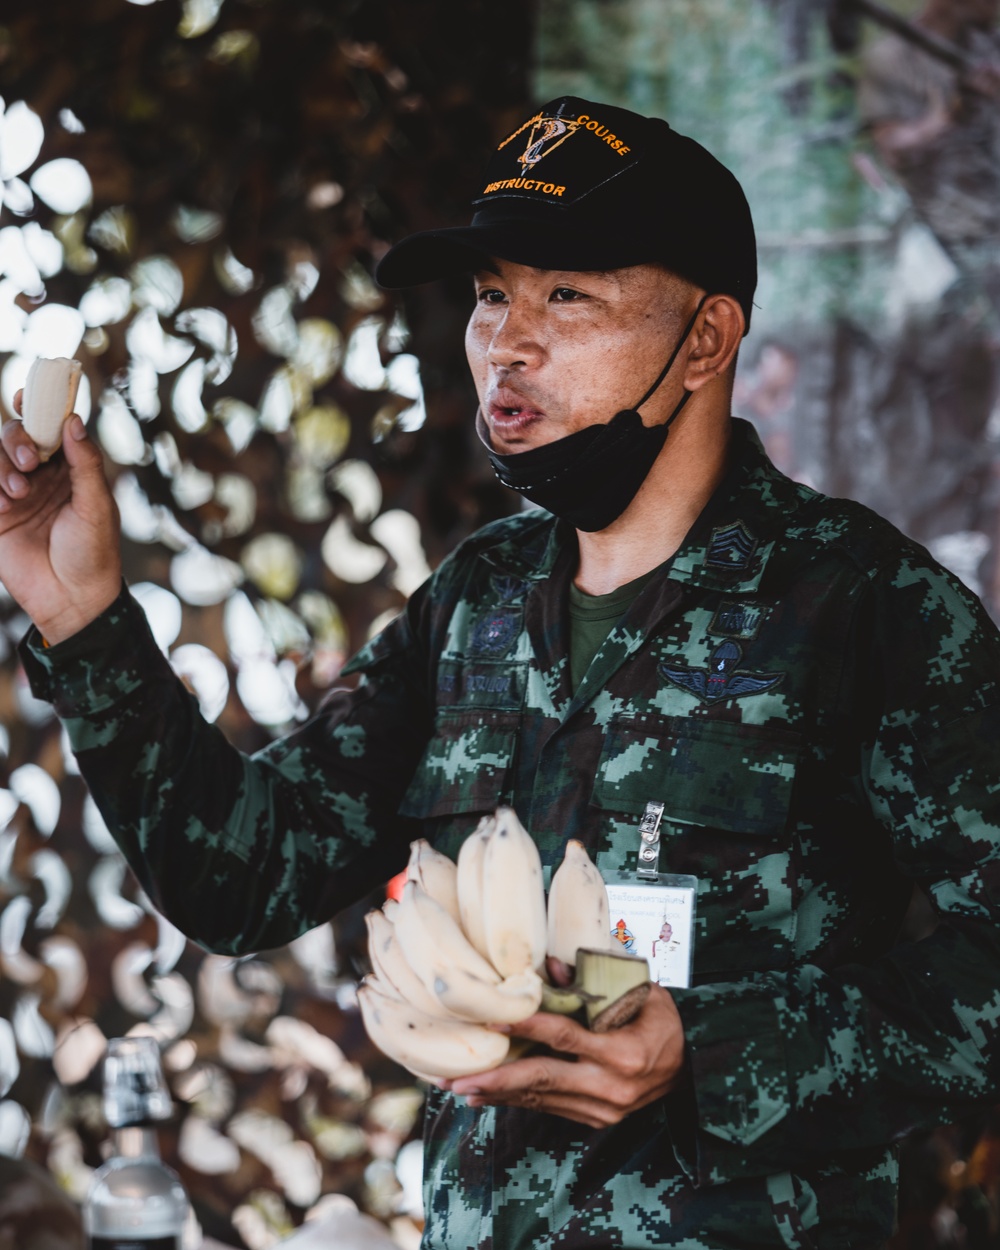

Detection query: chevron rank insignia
(706, 521), (758, 570)
(659, 640), (783, 704)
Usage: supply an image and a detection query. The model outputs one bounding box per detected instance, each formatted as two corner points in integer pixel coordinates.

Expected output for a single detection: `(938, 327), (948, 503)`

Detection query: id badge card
(605, 874), (698, 988)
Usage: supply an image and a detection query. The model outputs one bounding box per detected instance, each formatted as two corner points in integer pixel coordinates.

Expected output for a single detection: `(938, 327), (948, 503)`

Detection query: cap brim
(374, 217), (656, 289)
(375, 228), (493, 288)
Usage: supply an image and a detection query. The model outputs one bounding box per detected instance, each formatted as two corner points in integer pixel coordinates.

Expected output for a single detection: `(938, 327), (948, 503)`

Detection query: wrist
(35, 581), (123, 646)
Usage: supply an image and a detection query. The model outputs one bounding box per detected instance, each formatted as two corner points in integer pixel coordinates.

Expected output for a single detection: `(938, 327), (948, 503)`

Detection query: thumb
(61, 416), (111, 511)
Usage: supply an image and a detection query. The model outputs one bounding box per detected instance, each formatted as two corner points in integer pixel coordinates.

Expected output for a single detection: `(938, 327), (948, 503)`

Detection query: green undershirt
(567, 565), (661, 691)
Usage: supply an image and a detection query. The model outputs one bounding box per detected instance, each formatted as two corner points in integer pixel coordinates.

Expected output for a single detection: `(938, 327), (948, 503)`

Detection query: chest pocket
(400, 709), (520, 813)
(398, 710), (520, 859)
(398, 657), (526, 857)
(594, 714), (800, 833)
(592, 714), (803, 979)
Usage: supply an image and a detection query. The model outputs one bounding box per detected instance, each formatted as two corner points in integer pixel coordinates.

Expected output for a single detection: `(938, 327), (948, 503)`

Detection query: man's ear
(682, 294), (744, 392)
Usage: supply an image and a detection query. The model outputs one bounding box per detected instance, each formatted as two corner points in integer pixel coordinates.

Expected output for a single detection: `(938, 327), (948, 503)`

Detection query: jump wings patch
(659, 640), (783, 704)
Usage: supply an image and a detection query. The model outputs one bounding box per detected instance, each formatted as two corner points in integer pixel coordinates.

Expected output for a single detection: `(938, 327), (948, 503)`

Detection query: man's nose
(486, 306), (544, 369)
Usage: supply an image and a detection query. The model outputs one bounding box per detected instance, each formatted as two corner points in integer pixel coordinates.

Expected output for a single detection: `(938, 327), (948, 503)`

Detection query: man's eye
(477, 288), (506, 304)
(551, 287), (586, 301)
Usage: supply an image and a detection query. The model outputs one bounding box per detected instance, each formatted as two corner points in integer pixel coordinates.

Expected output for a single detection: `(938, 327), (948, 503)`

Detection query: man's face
(466, 259), (699, 454)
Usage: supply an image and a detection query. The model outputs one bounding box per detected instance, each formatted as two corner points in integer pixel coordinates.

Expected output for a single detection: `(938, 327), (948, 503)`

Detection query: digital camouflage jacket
(23, 419), (1000, 1250)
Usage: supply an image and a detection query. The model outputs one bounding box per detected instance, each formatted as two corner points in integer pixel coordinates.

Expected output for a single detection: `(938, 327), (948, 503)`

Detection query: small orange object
(386, 870), (407, 902)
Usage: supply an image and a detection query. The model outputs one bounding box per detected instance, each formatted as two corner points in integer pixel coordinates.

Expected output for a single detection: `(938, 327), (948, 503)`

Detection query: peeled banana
(546, 839), (613, 968)
(21, 357), (82, 462)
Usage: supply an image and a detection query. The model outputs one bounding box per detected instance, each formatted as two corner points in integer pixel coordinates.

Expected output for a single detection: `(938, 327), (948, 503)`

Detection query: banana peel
(540, 947), (651, 1033)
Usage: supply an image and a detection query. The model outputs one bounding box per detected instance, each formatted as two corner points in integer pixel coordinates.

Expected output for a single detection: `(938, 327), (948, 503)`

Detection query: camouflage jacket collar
(480, 417), (795, 597)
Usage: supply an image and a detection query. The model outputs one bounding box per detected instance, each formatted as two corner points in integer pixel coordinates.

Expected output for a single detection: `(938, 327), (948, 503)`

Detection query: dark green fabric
(20, 418), (1000, 1250)
(568, 566), (659, 690)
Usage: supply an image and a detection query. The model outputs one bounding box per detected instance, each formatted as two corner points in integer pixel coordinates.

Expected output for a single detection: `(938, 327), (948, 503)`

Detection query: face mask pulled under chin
(476, 403), (684, 532)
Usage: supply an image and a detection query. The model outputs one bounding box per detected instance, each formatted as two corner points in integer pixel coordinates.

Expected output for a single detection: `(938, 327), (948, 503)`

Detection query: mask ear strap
(632, 293), (710, 416)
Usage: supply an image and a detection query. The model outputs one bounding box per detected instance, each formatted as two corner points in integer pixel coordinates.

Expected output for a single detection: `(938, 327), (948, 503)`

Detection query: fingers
(453, 1053), (605, 1109)
(501, 1010), (602, 1058)
(0, 400), (82, 509)
(452, 1053), (666, 1127)
(0, 412), (41, 475)
(0, 431), (36, 514)
(501, 984), (680, 1063)
(451, 1043), (635, 1107)
(447, 986), (686, 1128)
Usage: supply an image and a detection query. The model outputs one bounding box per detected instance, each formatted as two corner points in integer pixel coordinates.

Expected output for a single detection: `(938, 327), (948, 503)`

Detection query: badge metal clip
(636, 800), (664, 880)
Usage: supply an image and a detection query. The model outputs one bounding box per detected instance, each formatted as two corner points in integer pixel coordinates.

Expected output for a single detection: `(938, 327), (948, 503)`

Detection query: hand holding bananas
(0, 371), (121, 645)
(446, 980), (686, 1130)
(359, 808), (685, 1120)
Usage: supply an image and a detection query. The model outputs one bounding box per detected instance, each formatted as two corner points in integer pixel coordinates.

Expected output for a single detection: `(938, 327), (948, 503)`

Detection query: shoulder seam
(791, 493), (923, 582)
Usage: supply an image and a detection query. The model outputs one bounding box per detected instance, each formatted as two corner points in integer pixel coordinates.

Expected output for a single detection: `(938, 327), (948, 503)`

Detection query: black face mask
(478, 296), (708, 532)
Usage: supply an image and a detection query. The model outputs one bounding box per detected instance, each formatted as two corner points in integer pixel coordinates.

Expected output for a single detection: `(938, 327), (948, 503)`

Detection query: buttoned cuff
(19, 584), (165, 717)
(667, 979), (795, 1187)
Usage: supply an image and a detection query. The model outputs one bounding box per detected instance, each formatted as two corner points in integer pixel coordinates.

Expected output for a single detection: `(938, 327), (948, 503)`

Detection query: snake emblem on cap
(517, 115), (581, 172)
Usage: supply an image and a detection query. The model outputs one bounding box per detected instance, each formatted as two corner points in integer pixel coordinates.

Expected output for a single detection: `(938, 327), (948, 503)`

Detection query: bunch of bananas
(358, 807), (649, 1080)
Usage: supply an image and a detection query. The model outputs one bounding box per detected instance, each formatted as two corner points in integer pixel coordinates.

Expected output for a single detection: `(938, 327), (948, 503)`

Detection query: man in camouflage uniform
(4, 97), (1000, 1249)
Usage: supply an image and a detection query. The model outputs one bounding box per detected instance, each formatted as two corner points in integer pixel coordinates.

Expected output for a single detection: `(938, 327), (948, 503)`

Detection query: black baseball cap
(375, 96), (757, 332)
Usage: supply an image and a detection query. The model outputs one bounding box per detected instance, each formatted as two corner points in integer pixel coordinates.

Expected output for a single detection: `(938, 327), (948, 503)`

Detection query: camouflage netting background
(0, 0), (998, 1246)
(0, 0), (532, 1244)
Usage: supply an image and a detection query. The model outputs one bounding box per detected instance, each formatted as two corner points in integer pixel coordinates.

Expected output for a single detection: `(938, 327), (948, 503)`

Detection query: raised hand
(0, 392), (121, 644)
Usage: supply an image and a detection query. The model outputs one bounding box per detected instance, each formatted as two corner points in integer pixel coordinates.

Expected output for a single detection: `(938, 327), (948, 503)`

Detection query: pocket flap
(593, 714), (802, 836)
(399, 710), (519, 819)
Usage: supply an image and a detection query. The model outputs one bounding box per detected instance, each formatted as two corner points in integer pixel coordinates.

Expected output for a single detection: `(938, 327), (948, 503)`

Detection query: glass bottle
(84, 1036), (190, 1250)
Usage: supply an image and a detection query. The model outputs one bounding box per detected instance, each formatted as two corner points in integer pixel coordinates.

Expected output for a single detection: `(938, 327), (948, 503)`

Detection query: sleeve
(19, 583), (436, 956)
(666, 554), (1000, 1187)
